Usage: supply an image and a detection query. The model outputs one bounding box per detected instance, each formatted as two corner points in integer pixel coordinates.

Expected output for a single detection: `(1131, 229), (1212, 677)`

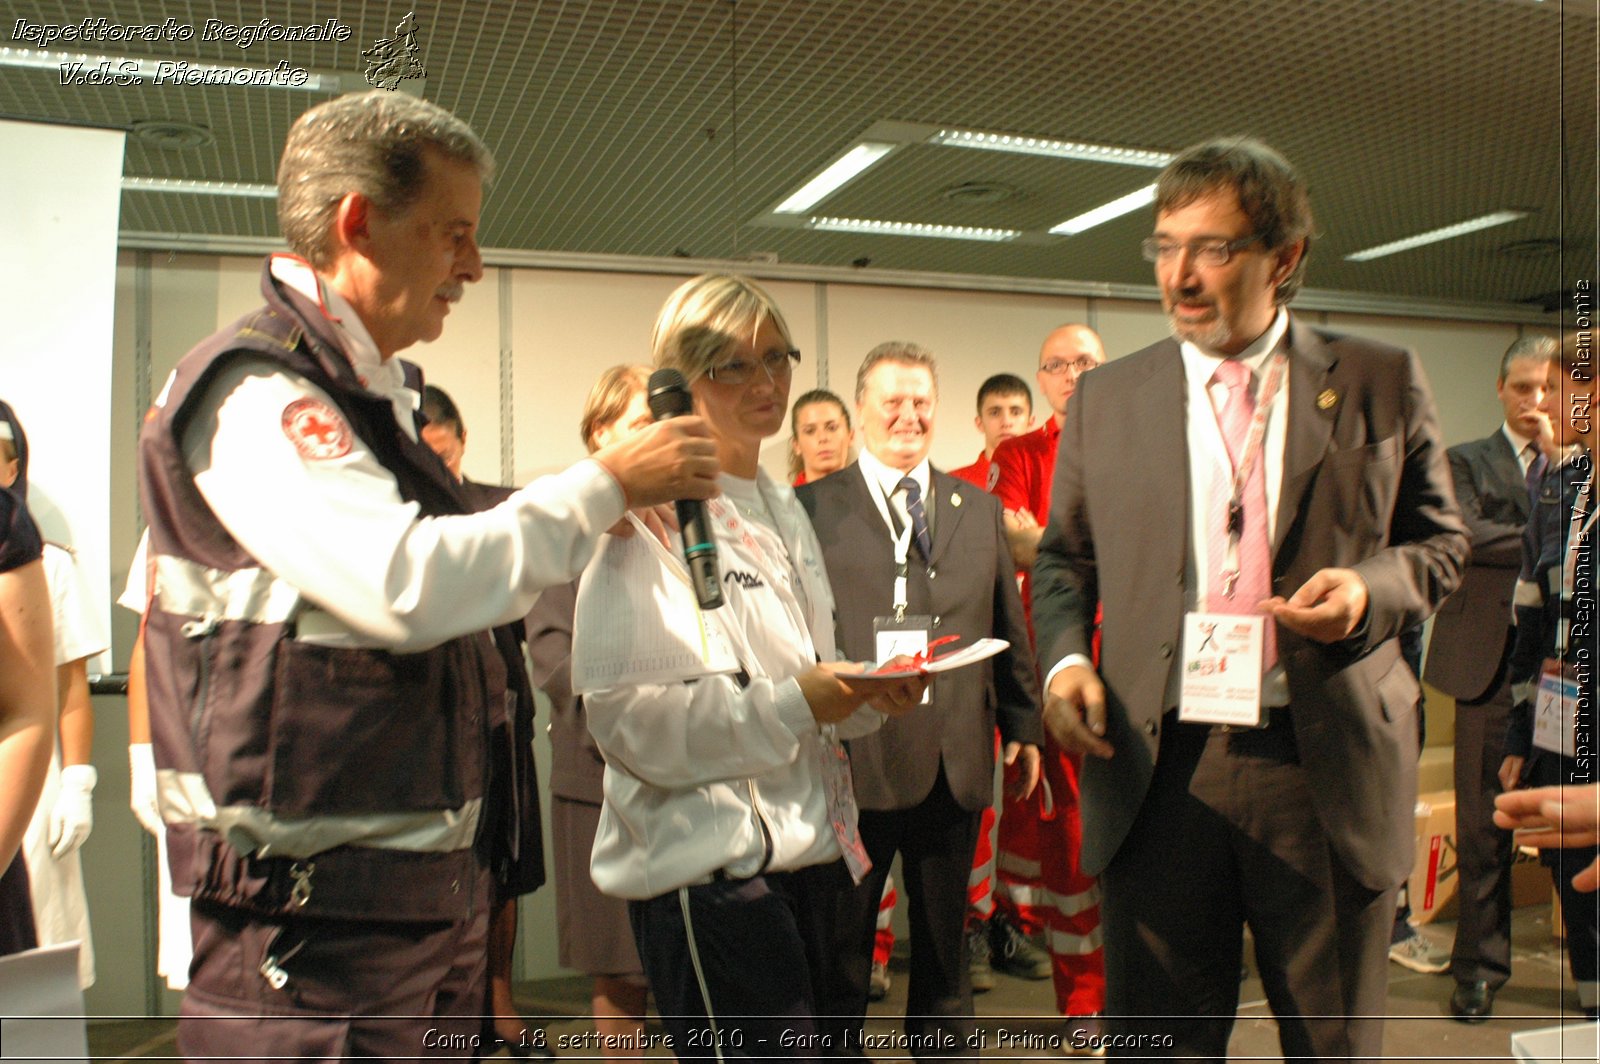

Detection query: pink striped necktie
(1206, 358), (1277, 669)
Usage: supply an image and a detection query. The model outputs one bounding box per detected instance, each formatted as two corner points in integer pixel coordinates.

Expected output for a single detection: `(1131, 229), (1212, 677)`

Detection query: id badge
(875, 614), (932, 705)
(817, 734), (872, 885)
(1533, 659), (1579, 758)
(1177, 612), (1263, 727)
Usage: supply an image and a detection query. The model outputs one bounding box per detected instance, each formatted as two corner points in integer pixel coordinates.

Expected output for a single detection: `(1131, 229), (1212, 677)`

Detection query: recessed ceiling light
(122, 177), (277, 198)
(131, 120), (215, 151)
(1049, 184), (1158, 236)
(941, 181), (1019, 205)
(772, 142), (897, 214)
(810, 217), (1020, 242)
(1344, 210), (1528, 261)
(1497, 237), (1563, 259)
(929, 128), (1173, 168)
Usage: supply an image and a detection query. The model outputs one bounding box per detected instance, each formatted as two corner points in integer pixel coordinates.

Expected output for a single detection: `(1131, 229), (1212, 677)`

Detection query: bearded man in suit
(1033, 137), (1469, 1061)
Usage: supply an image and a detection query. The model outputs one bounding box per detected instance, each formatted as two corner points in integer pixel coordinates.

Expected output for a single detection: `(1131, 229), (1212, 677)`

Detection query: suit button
(1144, 720), (1158, 737)
(1159, 643), (1173, 659)
(928, 568), (937, 579)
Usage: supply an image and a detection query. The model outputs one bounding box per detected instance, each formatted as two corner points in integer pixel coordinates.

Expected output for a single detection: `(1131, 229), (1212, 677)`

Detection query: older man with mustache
(136, 90), (717, 1060)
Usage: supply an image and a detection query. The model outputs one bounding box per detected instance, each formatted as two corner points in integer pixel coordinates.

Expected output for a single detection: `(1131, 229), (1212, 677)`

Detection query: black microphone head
(647, 367), (694, 420)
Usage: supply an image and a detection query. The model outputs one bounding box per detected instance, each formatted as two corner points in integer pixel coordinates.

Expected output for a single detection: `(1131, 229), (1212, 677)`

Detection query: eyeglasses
(1139, 235), (1262, 267)
(706, 348), (801, 385)
(1039, 356), (1101, 376)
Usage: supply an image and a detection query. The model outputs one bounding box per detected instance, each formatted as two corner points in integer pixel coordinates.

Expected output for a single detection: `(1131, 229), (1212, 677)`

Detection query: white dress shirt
(857, 448), (932, 544)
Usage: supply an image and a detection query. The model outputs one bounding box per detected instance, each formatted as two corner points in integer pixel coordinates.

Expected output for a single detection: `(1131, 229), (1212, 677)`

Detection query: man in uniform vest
(137, 90), (716, 1059)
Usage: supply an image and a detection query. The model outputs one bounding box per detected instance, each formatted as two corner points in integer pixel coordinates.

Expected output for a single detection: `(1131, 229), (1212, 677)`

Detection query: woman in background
(527, 365), (652, 1059)
(788, 389), (852, 486)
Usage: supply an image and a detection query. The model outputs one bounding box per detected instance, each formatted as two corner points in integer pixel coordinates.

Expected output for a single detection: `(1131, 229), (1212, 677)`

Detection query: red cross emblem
(281, 398), (353, 461)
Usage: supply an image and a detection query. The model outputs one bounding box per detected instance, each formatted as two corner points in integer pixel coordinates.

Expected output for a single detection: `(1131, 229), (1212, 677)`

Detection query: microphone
(647, 368), (724, 609)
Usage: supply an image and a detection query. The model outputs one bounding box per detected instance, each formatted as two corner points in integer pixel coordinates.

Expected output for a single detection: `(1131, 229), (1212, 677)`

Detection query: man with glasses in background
(1031, 137), (1467, 1059)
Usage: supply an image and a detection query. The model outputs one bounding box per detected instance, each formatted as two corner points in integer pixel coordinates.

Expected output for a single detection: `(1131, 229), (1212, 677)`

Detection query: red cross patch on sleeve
(281, 398), (354, 461)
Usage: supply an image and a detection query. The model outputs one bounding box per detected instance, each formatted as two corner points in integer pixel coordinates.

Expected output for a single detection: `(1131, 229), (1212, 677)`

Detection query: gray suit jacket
(1033, 318), (1469, 891)
(1422, 430), (1531, 703)
(799, 463), (1042, 812)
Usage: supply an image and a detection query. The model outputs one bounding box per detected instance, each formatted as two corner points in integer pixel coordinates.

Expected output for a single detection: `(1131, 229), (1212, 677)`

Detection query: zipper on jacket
(745, 780), (775, 874)
(180, 613), (221, 751)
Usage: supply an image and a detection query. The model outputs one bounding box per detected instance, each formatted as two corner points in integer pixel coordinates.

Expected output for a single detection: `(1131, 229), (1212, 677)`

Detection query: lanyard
(1217, 352), (1287, 598)
(891, 521), (913, 621)
(874, 478), (920, 621)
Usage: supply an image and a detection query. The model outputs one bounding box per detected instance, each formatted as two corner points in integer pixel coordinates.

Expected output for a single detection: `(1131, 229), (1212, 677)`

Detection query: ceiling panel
(1, 0), (1593, 310)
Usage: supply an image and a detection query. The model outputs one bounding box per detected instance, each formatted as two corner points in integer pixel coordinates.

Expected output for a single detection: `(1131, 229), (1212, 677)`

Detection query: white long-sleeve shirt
(173, 256), (626, 652)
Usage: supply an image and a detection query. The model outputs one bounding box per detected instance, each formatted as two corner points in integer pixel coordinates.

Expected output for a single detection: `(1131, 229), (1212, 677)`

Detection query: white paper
(1178, 612), (1263, 727)
(856, 637), (1010, 678)
(0, 942), (89, 1062)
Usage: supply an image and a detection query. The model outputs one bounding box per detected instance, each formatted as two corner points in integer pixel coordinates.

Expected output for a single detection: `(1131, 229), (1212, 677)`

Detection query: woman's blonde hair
(650, 274), (793, 382)
(580, 364), (651, 453)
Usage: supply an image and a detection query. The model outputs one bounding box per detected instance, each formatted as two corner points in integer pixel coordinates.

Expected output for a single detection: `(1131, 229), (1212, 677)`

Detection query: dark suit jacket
(1423, 430), (1531, 703)
(799, 463), (1042, 812)
(1033, 318), (1469, 891)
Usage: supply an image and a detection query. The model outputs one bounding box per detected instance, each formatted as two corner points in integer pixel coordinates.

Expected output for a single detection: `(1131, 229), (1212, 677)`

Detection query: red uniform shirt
(992, 419), (1059, 522)
(947, 450), (993, 490)
(991, 419), (1060, 630)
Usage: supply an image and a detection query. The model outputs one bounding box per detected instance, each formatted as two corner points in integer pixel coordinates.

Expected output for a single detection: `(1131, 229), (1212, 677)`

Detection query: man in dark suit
(1033, 138), (1469, 1061)
(1422, 334), (1555, 1021)
(799, 342), (1042, 1056)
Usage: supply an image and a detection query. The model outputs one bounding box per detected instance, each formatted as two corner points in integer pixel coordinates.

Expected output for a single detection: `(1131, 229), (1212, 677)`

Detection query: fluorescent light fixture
(929, 128), (1173, 168)
(1049, 184), (1157, 236)
(1344, 210), (1528, 261)
(773, 142), (897, 213)
(810, 217), (1019, 242)
(0, 46), (333, 91)
(122, 177), (278, 198)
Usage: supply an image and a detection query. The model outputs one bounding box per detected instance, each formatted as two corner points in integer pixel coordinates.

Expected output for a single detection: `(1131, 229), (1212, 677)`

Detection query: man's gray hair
(277, 90), (494, 268)
(855, 342), (939, 403)
(1498, 334), (1558, 381)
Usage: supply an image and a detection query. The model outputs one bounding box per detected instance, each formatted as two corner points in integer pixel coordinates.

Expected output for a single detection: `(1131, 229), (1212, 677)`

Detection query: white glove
(129, 743), (163, 837)
(49, 763), (97, 859)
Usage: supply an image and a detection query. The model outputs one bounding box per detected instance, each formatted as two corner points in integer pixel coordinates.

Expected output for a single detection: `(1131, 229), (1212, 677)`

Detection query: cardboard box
(1409, 789), (1549, 925)
(1411, 790), (1458, 924)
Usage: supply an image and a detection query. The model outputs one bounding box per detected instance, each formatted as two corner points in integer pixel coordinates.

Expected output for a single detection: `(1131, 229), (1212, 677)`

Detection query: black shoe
(988, 911), (1052, 980)
(1449, 980), (1494, 1023)
(966, 921), (995, 993)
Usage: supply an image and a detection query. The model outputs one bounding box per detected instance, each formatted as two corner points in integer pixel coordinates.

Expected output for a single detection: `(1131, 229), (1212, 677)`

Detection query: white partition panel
(1092, 299), (1173, 364)
(0, 119), (126, 669)
(509, 270), (821, 486)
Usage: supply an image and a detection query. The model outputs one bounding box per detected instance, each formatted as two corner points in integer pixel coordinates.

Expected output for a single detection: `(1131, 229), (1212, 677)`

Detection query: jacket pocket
(266, 641), (467, 816)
